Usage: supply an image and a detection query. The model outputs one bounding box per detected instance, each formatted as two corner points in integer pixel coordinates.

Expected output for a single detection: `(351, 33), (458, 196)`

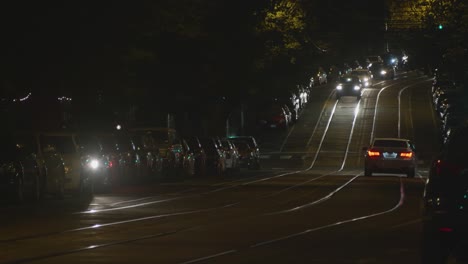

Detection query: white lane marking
(371, 76), (427, 144)
(180, 250), (237, 264)
(266, 174), (362, 215)
(398, 79), (431, 138)
(251, 177), (405, 248)
(260, 155), (271, 159)
(306, 90), (336, 147)
(307, 100), (340, 169)
(280, 155), (292, 159)
(339, 100), (361, 170)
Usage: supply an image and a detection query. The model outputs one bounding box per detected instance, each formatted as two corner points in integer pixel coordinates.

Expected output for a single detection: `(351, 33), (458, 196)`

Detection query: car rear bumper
(366, 158), (415, 172)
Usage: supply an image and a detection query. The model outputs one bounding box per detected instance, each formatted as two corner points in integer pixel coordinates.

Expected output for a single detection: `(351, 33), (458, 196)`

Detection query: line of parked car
(0, 128), (261, 203)
(422, 63), (468, 263)
(430, 68), (468, 144)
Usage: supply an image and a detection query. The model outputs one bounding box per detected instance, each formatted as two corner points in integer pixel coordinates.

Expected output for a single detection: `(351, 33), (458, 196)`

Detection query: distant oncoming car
(350, 69), (373, 87)
(363, 138), (416, 177)
(335, 75), (363, 100)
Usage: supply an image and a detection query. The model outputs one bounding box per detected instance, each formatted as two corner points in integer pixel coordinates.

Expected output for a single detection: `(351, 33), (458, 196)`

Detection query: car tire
(364, 167), (372, 177)
(407, 168), (415, 178)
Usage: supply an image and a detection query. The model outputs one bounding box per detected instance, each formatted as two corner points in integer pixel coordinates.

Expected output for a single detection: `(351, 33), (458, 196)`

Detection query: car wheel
(407, 168), (415, 178)
(364, 167), (372, 177)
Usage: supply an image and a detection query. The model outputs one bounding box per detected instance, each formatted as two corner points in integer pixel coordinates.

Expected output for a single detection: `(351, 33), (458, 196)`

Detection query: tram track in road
(179, 177), (406, 264)
(1, 74), (369, 263)
(2, 73), (430, 264)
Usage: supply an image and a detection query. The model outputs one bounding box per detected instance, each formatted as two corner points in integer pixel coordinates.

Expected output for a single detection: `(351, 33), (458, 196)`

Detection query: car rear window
(373, 140), (407, 148)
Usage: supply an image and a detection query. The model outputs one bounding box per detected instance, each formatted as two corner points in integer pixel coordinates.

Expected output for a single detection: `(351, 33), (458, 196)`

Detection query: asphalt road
(0, 70), (440, 264)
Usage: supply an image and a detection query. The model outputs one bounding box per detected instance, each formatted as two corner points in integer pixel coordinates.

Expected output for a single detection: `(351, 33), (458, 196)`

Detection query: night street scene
(1, 1), (468, 263)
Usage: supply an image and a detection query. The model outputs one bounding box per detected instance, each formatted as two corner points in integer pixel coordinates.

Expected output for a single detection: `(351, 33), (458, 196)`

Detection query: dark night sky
(1, 1), (387, 98)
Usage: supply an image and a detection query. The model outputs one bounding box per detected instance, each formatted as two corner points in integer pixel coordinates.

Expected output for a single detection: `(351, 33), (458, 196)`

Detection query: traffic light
(438, 24), (443, 30)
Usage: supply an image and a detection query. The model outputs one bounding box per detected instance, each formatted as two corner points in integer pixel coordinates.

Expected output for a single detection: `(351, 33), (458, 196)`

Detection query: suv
(335, 75), (363, 100)
(363, 138), (416, 177)
(422, 121), (468, 263)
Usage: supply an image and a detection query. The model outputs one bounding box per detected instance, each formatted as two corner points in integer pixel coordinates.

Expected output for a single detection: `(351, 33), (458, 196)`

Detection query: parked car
(219, 138), (240, 172)
(226, 136), (260, 169)
(422, 121), (468, 263)
(0, 133), (47, 202)
(270, 90), (301, 123)
(38, 131), (99, 196)
(257, 102), (291, 129)
(129, 127), (179, 177)
(182, 136), (206, 177)
(130, 131), (163, 180)
(198, 137), (226, 176)
(335, 75), (363, 100)
(363, 138), (417, 177)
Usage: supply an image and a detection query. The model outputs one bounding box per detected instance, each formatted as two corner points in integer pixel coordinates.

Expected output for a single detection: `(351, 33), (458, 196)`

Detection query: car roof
(373, 138), (409, 142)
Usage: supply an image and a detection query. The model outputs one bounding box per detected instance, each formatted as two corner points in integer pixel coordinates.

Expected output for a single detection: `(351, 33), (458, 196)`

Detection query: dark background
(0, 1), (465, 134)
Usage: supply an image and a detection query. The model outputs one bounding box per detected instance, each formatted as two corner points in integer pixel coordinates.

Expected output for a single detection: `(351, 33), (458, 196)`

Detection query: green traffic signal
(438, 24), (443, 30)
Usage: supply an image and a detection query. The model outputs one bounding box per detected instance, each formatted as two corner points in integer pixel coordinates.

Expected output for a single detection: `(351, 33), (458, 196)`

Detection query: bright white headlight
(336, 85), (343, 90)
(89, 159), (99, 170)
(363, 77), (369, 82)
(380, 70), (387, 75)
(354, 85), (360, 90)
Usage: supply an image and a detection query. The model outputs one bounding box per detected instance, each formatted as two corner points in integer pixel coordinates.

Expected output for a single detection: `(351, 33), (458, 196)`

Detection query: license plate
(383, 152), (397, 159)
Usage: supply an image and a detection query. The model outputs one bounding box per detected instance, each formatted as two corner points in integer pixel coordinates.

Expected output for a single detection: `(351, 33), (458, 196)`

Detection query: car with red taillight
(422, 121), (468, 263)
(363, 138), (416, 177)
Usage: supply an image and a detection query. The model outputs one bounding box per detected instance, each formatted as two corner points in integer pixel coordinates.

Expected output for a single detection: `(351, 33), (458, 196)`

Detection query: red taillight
(367, 150), (380, 157)
(439, 227), (453, 233)
(435, 160), (463, 176)
(400, 152), (413, 158)
(108, 161), (113, 168)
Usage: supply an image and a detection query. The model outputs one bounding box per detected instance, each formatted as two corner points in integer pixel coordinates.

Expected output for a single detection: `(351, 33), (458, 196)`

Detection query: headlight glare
(380, 70), (387, 75)
(89, 159), (99, 170)
(354, 85), (360, 90)
(336, 85), (343, 90)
